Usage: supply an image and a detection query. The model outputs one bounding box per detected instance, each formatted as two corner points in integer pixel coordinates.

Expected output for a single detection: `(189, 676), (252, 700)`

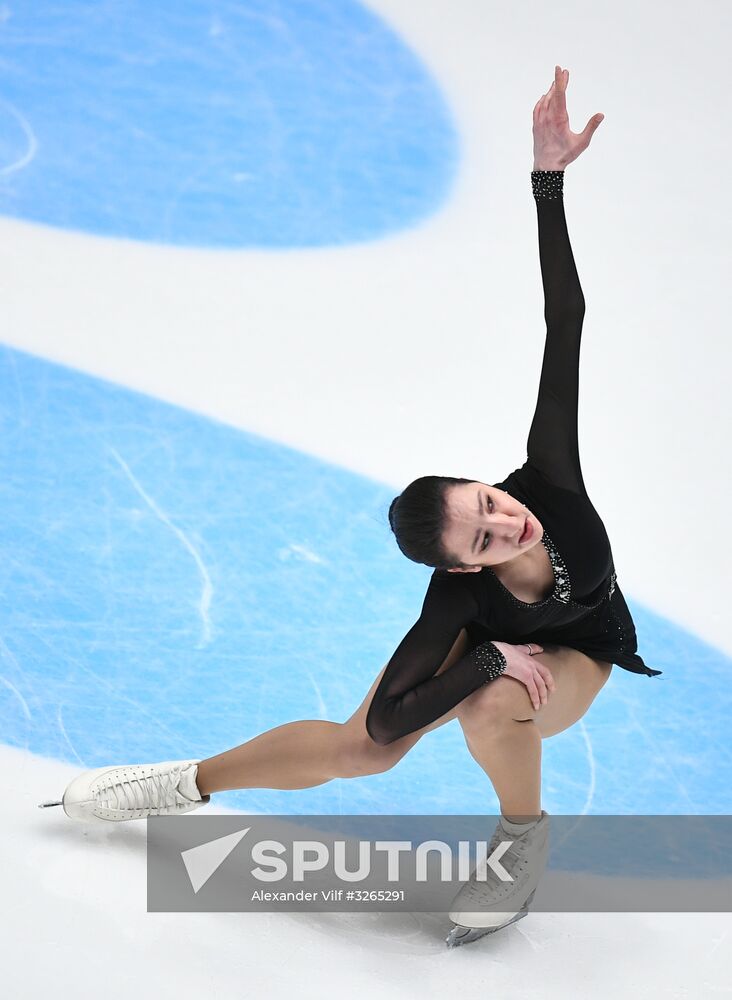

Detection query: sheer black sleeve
(525, 170), (588, 496)
(365, 571), (492, 746)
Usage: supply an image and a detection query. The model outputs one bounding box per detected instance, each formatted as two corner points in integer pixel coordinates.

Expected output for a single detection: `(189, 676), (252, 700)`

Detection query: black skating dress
(366, 169), (661, 747)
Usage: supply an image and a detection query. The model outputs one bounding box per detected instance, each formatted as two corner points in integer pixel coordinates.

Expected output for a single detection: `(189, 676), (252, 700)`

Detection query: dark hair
(387, 475), (477, 570)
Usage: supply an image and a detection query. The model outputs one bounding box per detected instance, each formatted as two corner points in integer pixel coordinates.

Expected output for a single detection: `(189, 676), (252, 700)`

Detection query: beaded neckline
(487, 530), (571, 608)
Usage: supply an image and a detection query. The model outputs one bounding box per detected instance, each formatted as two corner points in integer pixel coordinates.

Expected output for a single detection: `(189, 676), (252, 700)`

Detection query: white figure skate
(38, 758), (210, 823)
(445, 810), (550, 948)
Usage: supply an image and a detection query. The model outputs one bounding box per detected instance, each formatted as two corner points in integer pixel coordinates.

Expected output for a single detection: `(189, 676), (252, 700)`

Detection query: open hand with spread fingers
(533, 65), (604, 171)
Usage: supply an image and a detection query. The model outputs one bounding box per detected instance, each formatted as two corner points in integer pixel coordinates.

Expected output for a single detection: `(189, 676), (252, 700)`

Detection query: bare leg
(457, 646), (613, 821)
(462, 718), (543, 820)
(196, 628), (474, 797)
(197, 720), (346, 794)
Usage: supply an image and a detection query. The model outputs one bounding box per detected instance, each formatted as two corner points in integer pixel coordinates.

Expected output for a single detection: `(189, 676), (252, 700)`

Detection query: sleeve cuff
(472, 641), (508, 684)
(531, 170), (564, 201)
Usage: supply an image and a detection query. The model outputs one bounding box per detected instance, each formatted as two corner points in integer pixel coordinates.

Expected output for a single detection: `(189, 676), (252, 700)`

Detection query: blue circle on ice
(0, 0), (459, 248)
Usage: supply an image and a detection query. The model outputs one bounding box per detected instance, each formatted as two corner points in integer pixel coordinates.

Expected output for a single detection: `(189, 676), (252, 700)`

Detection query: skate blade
(37, 800), (64, 808)
(446, 906), (529, 948)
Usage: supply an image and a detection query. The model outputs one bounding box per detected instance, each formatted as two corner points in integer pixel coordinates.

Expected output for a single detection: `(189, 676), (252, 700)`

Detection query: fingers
(555, 66), (568, 110)
(535, 670), (549, 708)
(534, 91), (553, 125)
(535, 660), (556, 695)
(531, 660), (556, 691)
(547, 66), (567, 113)
(528, 673), (546, 712)
(529, 659), (555, 712)
(528, 682), (540, 712)
(535, 74), (555, 109)
(535, 67), (568, 120)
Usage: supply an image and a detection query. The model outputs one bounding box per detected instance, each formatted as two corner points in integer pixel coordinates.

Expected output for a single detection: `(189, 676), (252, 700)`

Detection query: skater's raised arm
(524, 67), (604, 496)
(524, 171), (587, 494)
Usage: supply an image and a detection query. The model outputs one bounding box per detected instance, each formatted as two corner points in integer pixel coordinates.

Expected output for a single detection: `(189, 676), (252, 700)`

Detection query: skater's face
(441, 481), (543, 572)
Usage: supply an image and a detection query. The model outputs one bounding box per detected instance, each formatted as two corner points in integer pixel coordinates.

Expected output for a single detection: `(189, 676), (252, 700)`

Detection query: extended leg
(196, 628), (474, 796)
(196, 720), (349, 794)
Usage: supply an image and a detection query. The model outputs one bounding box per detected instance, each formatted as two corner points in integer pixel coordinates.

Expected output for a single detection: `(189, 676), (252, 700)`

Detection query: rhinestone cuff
(473, 641), (508, 684)
(531, 170), (564, 200)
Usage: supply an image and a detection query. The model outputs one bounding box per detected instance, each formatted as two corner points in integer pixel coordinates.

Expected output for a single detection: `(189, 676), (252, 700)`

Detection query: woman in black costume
(48, 65), (654, 943)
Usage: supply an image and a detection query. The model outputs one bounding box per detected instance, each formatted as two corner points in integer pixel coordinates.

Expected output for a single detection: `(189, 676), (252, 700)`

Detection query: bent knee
(458, 676), (534, 729)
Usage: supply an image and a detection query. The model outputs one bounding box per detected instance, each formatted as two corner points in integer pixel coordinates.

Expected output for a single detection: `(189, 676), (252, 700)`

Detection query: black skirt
(464, 579), (662, 678)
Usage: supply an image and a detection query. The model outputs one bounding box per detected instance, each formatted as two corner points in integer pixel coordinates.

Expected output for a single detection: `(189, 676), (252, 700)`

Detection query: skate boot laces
(98, 765), (191, 814)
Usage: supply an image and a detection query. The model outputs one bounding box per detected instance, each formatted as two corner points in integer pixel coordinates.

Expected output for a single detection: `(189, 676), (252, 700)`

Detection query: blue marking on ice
(0, 1), (459, 247)
(1, 346), (731, 817)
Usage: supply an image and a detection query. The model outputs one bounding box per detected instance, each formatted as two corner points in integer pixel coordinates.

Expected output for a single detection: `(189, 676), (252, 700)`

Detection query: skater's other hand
(491, 641), (555, 712)
(532, 65), (604, 170)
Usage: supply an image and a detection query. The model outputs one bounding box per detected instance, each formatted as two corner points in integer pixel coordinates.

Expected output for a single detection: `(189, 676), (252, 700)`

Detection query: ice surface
(2, 0), (731, 995)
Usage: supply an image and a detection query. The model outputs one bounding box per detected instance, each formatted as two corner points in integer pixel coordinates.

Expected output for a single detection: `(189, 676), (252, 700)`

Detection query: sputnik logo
(181, 827), (252, 893)
(179, 828), (517, 890)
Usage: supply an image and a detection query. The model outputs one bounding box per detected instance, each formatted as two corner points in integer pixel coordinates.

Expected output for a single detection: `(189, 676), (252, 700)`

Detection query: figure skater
(41, 65), (658, 946)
